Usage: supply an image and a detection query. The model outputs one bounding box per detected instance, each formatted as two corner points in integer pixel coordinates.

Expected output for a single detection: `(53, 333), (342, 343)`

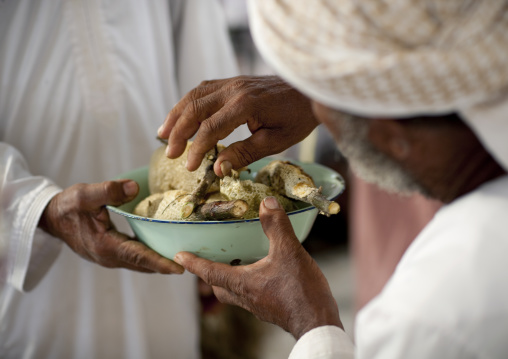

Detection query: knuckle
(129, 252), (146, 268)
(118, 242), (146, 267)
(189, 85), (211, 101)
(229, 93), (248, 108)
(199, 118), (221, 138)
(103, 181), (122, 202)
(198, 266), (214, 285)
(199, 79), (213, 87)
(167, 105), (180, 119)
(233, 143), (259, 165)
(69, 183), (88, 207)
(199, 263), (227, 288)
(186, 100), (202, 120)
(188, 87), (202, 101)
(101, 180), (116, 194)
(167, 123), (186, 141)
(231, 272), (250, 297)
(188, 134), (210, 154)
(221, 273), (239, 293)
(229, 77), (248, 91)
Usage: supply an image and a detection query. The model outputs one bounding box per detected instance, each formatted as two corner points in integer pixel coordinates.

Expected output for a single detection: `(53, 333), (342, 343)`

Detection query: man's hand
(39, 179), (184, 274)
(174, 196), (342, 339)
(158, 76), (319, 177)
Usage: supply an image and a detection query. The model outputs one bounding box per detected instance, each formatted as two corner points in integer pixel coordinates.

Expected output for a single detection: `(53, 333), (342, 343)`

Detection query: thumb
(260, 196), (301, 257)
(213, 134), (272, 177)
(83, 180), (139, 210)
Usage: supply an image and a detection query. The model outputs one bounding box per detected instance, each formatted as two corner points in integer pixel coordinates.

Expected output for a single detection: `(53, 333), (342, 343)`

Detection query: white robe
(0, 1), (247, 358)
(290, 175), (508, 358)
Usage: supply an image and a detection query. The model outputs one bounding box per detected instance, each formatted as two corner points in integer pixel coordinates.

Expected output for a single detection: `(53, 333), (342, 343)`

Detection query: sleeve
(289, 325), (355, 359)
(355, 305), (478, 359)
(0, 142), (63, 292)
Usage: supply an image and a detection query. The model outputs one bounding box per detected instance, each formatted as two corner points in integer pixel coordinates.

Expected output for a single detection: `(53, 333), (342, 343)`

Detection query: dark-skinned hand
(174, 196), (343, 339)
(158, 75), (319, 177)
(38, 179), (184, 274)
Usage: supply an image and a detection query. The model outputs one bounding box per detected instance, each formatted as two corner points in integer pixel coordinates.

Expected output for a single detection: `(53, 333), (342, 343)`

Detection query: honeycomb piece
(133, 192), (165, 218)
(134, 190), (236, 221)
(255, 160), (315, 199)
(148, 142), (225, 195)
(220, 176), (296, 219)
(255, 160), (339, 215)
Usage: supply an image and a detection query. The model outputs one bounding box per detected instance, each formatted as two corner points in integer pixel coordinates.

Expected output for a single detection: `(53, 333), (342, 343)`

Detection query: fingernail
(165, 145), (171, 157)
(264, 196), (281, 209)
(157, 125), (164, 136)
(220, 161), (232, 177)
(173, 253), (184, 265)
(123, 180), (138, 197)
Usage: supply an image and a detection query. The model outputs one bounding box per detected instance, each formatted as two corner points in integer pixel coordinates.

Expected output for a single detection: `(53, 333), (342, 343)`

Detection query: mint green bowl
(107, 158), (345, 265)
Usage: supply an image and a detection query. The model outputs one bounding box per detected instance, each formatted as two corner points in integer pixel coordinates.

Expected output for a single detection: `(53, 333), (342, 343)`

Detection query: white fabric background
(0, 0), (248, 357)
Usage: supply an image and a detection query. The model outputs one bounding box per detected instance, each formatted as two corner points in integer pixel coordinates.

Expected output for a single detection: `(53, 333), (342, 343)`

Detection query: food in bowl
(134, 142), (340, 221)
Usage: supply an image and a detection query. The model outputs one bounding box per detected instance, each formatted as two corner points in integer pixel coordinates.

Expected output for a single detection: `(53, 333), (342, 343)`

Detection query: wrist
(38, 195), (58, 236)
(291, 307), (343, 340)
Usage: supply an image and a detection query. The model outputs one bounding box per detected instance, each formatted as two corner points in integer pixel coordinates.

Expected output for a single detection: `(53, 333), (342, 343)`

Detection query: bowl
(107, 158), (345, 265)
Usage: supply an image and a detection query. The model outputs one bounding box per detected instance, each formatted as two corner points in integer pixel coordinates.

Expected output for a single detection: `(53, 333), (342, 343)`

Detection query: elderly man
(159, 0), (508, 357)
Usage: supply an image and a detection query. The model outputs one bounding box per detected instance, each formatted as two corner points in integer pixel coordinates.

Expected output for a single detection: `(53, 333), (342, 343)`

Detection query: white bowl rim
(107, 204), (317, 225)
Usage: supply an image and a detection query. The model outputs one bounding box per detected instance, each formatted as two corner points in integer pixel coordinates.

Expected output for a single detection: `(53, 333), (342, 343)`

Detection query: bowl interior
(108, 157), (345, 223)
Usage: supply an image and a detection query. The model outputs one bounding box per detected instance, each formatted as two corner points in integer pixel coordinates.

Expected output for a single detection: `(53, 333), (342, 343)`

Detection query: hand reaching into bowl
(38, 180), (184, 274)
(157, 75), (319, 177)
(174, 196), (343, 339)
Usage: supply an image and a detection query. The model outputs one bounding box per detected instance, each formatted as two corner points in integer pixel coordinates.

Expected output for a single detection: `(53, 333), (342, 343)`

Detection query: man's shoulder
(358, 176), (508, 356)
(440, 174), (508, 228)
(400, 174), (508, 252)
(394, 174), (508, 300)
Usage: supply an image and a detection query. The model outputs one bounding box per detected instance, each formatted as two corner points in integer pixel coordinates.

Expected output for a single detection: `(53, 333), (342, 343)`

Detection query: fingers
(185, 103), (252, 171)
(49, 181), (184, 275)
(259, 197), (301, 256)
(158, 81), (220, 140)
(78, 180), (139, 210)
(212, 132), (276, 177)
(103, 231), (185, 274)
(174, 253), (249, 309)
(166, 93), (226, 160)
(174, 252), (240, 289)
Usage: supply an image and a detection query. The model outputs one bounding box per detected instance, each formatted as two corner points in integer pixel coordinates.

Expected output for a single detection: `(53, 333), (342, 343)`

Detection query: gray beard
(335, 115), (428, 196)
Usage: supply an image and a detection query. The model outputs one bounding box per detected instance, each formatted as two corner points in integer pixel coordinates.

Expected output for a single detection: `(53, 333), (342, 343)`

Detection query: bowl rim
(107, 159), (345, 225)
(107, 204), (317, 225)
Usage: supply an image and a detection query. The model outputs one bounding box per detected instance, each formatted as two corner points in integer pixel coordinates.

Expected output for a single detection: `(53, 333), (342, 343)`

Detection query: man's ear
(367, 119), (412, 161)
